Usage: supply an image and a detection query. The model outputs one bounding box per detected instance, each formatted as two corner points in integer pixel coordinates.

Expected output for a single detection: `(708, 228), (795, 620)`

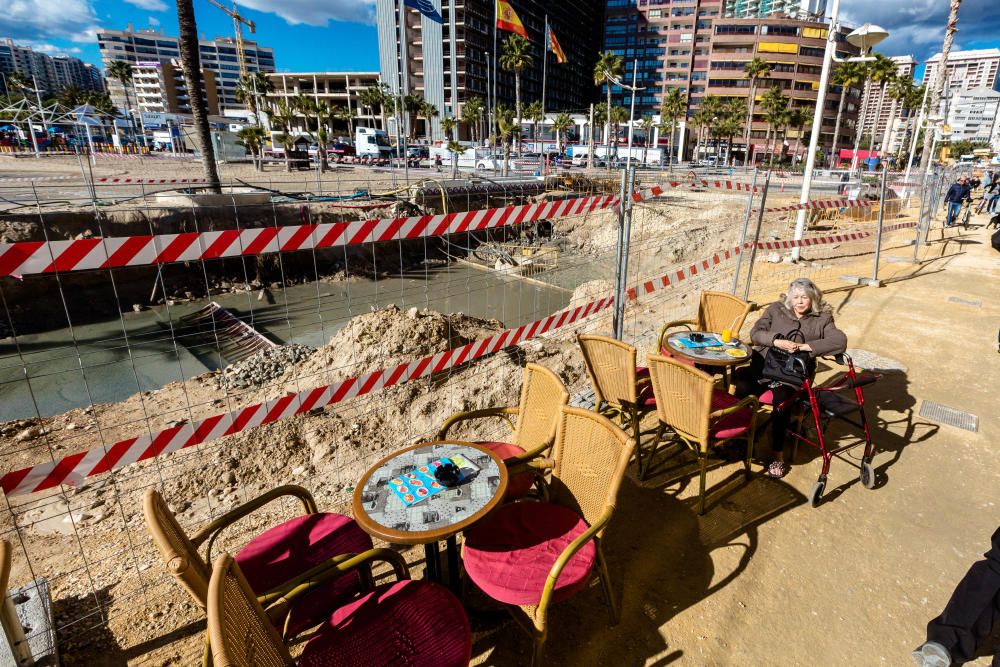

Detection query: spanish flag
(546, 25), (568, 64)
(496, 0), (529, 40)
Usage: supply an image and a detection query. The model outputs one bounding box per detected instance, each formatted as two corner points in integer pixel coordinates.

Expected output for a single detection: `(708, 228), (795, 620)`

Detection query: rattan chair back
(646, 354), (715, 447)
(0, 540), (9, 597)
(143, 489), (212, 608)
(207, 553), (294, 667)
(699, 291), (752, 335)
(550, 406), (635, 533)
(577, 334), (639, 409)
(514, 363), (570, 452)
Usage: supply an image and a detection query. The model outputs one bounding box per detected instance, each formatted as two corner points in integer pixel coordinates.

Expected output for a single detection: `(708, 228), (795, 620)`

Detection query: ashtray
(433, 462), (461, 487)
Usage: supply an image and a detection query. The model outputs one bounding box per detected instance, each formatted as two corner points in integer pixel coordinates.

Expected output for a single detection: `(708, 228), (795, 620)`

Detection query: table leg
(423, 542), (440, 582)
(446, 535), (460, 592)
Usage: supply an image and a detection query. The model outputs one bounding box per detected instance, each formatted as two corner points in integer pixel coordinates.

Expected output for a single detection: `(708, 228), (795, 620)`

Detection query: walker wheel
(809, 479), (826, 507)
(860, 459), (875, 489)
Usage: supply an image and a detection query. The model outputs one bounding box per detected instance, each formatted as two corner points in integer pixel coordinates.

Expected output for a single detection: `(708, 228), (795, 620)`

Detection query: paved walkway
(473, 212), (1000, 665)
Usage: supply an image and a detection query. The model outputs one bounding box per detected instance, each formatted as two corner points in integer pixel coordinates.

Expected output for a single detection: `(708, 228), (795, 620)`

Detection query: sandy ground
(2, 155), (989, 666)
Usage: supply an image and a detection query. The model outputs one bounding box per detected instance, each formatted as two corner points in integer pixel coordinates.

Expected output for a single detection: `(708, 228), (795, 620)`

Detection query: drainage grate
(570, 388), (597, 410)
(919, 401), (979, 432)
(846, 349), (907, 373)
(948, 296), (982, 307)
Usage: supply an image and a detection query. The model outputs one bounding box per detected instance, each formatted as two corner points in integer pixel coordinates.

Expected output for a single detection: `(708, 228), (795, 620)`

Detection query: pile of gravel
(216, 344), (316, 390)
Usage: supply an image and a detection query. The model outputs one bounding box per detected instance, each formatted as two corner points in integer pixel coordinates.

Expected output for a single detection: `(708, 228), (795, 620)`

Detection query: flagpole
(398, 0), (410, 183)
(492, 0), (498, 146)
(542, 15), (548, 152)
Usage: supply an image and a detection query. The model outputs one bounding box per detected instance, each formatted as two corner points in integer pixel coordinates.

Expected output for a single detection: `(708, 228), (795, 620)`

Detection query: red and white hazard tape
(761, 197), (878, 213)
(0, 194), (618, 279)
(633, 178), (759, 202)
(0, 175), (77, 184)
(0, 294), (616, 497)
(0, 220), (919, 497)
(95, 177), (208, 184)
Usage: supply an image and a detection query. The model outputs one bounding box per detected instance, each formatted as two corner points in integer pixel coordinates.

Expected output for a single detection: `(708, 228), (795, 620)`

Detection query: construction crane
(206, 0), (256, 79)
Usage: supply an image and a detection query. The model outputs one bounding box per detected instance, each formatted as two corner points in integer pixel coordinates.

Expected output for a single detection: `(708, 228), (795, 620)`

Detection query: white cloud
(149, 16), (161, 27)
(0, 0), (100, 44)
(124, 0), (167, 11)
(235, 0), (377, 27)
(840, 0), (1000, 62)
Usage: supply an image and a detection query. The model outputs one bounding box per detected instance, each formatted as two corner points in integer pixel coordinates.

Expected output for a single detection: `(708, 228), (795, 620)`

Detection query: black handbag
(762, 329), (815, 387)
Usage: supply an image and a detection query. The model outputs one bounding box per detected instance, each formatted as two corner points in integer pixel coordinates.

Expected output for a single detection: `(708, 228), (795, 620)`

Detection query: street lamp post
(792, 12), (888, 260)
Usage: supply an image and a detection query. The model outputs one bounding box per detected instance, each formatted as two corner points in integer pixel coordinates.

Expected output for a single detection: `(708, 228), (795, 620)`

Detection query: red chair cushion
(236, 512), (373, 635)
(710, 392), (753, 440)
(636, 367), (657, 408)
(477, 441), (535, 499)
(759, 389), (798, 411)
(463, 502), (596, 606)
(300, 580), (471, 667)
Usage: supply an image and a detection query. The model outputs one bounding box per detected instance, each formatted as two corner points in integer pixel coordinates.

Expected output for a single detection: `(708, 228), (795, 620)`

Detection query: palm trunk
(379, 102), (386, 132)
(764, 124), (772, 167)
(829, 87), (848, 168)
(871, 84), (887, 155)
(669, 119), (676, 169)
(881, 97), (899, 159)
(852, 79), (871, 170)
(175, 0), (221, 192)
(920, 0), (958, 175)
(745, 81), (756, 148)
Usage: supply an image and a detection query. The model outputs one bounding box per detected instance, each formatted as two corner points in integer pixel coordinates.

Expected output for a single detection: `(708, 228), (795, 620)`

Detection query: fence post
(864, 165), (889, 287)
(742, 171), (772, 301)
(612, 165), (635, 340)
(911, 169), (931, 263)
(731, 167), (759, 294)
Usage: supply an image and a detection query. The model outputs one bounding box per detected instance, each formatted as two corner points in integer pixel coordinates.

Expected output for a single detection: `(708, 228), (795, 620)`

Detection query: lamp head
(846, 23), (889, 54)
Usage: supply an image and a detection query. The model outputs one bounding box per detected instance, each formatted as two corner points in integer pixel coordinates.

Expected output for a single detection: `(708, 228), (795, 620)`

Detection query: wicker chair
(645, 353), (759, 514)
(657, 290), (753, 354)
(462, 406), (636, 666)
(0, 540), (32, 666)
(578, 334), (655, 474)
(436, 362), (569, 499)
(207, 550), (471, 667)
(143, 486), (373, 664)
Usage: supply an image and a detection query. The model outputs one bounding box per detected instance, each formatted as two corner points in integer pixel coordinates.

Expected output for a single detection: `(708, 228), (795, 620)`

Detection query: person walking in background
(985, 173), (1000, 214)
(944, 176), (972, 227)
(913, 527), (1000, 666)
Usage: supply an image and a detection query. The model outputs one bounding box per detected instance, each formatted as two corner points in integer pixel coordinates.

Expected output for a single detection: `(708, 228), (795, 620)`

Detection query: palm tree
(417, 99), (438, 140)
(234, 72), (274, 126)
(270, 98), (298, 171)
(866, 54), (897, 155)
(901, 83), (926, 169)
(609, 105), (628, 161)
(175, 0), (220, 191)
(829, 61), (865, 168)
(462, 96), (485, 145)
(301, 99), (337, 173)
(441, 115), (458, 141)
(690, 107), (711, 162)
(500, 34), (532, 155)
(236, 125), (267, 170)
(660, 87), (685, 169)
(594, 52), (624, 147)
(882, 74), (914, 160)
(551, 112), (573, 157)
(760, 85), (788, 166)
(336, 105), (356, 138)
(722, 97), (745, 165)
(403, 93), (423, 140)
(496, 105), (515, 176)
(697, 95), (723, 160)
(107, 60), (140, 144)
(639, 115), (655, 165)
(525, 100), (544, 148)
(446, 139), (463, 178)
(358, 84), (388, 132)
(5, 72), (28, 97)
(59, 84), (85, 108)
(920, 0), (961, 172)
(788, 107), (808, 167)
(742, 57), (772, 155)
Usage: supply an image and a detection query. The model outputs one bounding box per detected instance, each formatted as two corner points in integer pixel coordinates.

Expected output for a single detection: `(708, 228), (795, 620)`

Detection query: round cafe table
(664, 331), (751, 386)
(352, 440), (508, 589)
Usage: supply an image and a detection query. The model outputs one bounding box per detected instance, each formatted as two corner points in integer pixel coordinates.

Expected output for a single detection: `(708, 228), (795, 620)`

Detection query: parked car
(407, 146), (429, 159)
(327, 142), (355, 158)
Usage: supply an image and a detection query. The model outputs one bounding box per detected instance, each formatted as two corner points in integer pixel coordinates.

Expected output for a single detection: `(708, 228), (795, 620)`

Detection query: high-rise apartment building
(376, 0), (604, 141)
(722, 0), (826, 20)
(947, 88), (1000, 150)
(923, 49), (1000, 96)
(97, 24), (275, 112)
(132, 61), (220, 116)
(0, 39), (104, 96)
(858, 55), (916, 153)
(267, 72), (381, 132)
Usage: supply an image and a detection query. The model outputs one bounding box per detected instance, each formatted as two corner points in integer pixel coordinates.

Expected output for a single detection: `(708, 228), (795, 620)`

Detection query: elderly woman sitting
(735, 278), (847, 478)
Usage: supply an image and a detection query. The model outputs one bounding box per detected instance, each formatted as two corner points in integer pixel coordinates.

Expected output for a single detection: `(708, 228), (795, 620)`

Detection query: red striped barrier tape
(95, 177), (208, 184)
(0, 194), (618, 279)
(761, 197), (878, 213)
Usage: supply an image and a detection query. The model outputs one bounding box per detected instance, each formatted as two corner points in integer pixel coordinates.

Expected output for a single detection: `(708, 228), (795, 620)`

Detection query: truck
(355, 127), (394, 160)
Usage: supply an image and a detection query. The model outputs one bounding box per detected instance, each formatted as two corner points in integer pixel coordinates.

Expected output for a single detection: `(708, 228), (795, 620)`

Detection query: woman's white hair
(782, 277), (830, 314)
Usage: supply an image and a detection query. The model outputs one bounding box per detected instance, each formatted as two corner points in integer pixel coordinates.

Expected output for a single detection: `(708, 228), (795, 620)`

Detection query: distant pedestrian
(943, 176), (972, 227)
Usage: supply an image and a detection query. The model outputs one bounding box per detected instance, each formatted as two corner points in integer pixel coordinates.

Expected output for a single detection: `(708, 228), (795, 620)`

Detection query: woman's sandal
(765, 460), (788, 479)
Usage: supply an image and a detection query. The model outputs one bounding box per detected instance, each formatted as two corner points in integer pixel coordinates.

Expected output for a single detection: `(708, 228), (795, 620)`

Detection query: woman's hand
(773, 339), (800, 352)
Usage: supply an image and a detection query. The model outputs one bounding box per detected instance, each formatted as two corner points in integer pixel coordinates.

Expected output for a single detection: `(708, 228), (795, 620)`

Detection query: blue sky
(1, 0), (999, 77)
